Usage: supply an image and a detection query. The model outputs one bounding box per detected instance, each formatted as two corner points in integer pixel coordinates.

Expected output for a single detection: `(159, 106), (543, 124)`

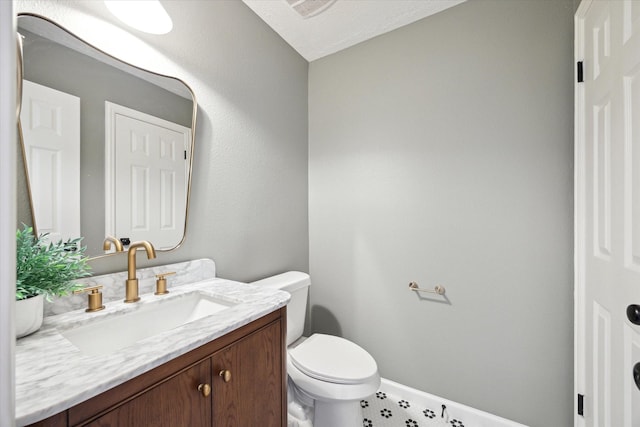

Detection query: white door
(105, 102), (190, 250)
(576, 1), (640, 426)
(19, 80), (81, 243)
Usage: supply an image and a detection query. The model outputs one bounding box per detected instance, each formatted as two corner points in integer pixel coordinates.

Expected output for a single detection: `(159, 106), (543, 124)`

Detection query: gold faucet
(103, 235), (124, 253)
(125, 241), (156, 303)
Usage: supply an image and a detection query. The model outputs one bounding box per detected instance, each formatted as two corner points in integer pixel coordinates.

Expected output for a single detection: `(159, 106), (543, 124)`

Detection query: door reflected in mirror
(17, 14), (197, 259)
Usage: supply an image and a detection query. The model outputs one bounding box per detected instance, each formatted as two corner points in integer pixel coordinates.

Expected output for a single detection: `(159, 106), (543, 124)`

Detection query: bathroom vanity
(16, 260), (289, 427)
(27, 309), (285, 427)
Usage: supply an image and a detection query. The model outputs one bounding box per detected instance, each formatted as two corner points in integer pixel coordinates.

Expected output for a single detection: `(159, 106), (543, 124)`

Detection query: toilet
(251, 272), (380, 427)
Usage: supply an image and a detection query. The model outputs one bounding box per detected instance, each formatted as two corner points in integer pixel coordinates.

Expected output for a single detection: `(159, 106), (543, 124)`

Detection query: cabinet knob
(197, 383), (211, 397)
(219, 369), (232, 383)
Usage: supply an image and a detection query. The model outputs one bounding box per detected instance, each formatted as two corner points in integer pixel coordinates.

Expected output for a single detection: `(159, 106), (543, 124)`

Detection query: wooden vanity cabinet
(27, 308), (286, 427)
(212, 319), (283, 426)
(85, 359), (211, 426)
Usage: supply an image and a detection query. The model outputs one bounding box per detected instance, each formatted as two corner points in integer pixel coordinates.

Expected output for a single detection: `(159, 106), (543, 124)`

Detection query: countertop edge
(15, 278), (289, 426)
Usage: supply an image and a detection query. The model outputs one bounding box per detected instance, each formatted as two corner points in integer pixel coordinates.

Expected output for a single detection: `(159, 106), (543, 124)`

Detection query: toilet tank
(250, 271), (310, 346)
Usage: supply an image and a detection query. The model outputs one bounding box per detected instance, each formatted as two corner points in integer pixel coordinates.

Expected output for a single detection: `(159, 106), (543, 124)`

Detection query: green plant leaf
(16, 225), (91, 300)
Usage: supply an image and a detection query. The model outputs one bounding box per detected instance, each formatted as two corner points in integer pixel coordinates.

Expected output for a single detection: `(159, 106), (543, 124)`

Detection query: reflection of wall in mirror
(17, 29), (193, 257)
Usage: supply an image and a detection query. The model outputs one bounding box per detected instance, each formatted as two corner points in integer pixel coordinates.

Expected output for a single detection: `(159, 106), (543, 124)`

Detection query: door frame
(0, 1), (16, 426)
(574, 1), (589, 426)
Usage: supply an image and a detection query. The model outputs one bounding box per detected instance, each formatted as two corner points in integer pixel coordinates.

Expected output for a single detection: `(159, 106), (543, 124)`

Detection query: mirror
(17, 14), (197, 259)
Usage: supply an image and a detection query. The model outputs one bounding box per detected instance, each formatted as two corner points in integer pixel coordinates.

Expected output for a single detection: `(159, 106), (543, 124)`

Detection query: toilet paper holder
(408, 281), (446, 295)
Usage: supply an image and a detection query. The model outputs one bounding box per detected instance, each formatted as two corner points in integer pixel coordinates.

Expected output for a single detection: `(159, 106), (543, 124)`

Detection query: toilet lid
(289, 334), (378, 385)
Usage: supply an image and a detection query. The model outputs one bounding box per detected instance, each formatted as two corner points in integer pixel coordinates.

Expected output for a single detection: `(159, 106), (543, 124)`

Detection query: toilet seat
(289, 334), (378, 385)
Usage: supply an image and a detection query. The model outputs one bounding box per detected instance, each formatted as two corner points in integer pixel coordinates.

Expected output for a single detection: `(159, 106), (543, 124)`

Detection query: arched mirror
(17, 13), (197, 259)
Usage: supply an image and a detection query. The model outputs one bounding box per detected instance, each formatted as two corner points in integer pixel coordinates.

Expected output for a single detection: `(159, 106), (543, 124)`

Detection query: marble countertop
(15, 273), (289, 426)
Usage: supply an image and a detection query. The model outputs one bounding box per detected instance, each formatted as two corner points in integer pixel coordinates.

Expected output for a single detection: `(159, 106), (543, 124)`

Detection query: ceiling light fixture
(104, 0), (173, 35)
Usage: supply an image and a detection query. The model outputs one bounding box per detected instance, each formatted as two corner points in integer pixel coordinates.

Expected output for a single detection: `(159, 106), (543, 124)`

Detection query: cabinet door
(213, 322), (283, 427)
(84, 358), (211, 427)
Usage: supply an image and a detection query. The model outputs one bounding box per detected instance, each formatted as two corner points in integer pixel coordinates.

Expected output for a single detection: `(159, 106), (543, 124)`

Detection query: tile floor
(362, 390), (467, 427)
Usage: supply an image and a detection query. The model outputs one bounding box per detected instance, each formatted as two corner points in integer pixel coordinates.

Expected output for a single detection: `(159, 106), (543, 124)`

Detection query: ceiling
(241, 0), (466, 62)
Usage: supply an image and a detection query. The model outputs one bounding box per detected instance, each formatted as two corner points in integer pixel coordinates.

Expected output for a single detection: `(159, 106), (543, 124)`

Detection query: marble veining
(44, 258), (217, 316)
(16, 259), (289, 426)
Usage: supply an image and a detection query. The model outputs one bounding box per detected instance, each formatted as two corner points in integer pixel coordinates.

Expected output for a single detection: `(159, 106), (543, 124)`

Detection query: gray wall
(15, 0), (309, 280)
(308, 1), (574, 426)
(19, 29), (193, 256)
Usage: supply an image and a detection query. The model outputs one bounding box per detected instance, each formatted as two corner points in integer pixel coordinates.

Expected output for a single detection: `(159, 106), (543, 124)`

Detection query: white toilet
(251, 272), (380, 427)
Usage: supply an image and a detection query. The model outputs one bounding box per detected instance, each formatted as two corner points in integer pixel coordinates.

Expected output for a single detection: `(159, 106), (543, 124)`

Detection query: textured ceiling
(241, 0), (466, 62)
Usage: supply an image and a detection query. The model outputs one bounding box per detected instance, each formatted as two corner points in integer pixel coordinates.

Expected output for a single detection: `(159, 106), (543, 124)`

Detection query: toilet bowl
(251, 272), (380, 427)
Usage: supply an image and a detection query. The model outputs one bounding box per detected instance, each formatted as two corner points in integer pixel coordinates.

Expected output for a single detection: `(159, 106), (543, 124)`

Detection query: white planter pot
(16, 294), (44, 338)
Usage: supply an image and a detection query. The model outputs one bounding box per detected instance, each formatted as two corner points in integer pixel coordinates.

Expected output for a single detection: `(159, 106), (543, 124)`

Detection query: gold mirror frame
(17, 13), (198, 260)
(16, 26), (23, 122)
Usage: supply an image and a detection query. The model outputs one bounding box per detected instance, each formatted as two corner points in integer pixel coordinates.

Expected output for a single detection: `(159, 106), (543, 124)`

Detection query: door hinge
(577, 61), (584, 83)
(577, 393), (584, 416)
(184, 150), (187, 160)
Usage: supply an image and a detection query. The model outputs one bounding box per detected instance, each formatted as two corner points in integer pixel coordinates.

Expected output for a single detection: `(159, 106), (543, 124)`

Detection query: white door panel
(105, 102), (190, 250)
(19, 80), (80, 243)
(576, 1), (640, 426)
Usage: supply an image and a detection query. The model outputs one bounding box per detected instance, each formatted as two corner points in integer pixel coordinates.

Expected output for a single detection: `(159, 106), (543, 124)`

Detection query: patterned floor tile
(361, 389), (467, 427)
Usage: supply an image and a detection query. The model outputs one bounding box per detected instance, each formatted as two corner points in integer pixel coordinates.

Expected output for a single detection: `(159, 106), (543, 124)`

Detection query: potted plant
(16, 225), (91, 337)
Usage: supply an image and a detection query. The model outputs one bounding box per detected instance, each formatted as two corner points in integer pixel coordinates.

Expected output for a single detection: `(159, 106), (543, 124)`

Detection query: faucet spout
(102, 235), (124, 253)
(124, 241), (156, 303)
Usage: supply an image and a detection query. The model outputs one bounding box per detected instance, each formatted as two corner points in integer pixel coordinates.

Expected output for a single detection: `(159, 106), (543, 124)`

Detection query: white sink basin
(60, 292), (234, 356)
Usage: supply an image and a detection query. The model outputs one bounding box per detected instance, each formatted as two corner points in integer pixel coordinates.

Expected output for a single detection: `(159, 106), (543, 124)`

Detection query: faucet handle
(155, 272), (176, 295)
(73, 285), (105, 312)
